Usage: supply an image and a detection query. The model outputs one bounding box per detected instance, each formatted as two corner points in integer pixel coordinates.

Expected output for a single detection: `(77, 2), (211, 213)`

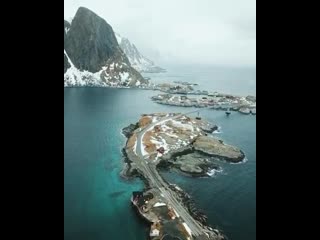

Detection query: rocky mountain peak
(64, 7), (148, 87)
(115, 33), (165, 73)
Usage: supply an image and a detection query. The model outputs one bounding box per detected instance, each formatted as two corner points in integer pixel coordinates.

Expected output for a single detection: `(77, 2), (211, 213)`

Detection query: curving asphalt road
(133, 111), (219, 239)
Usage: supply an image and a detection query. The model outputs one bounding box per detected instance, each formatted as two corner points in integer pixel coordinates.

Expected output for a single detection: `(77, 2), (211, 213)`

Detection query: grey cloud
(64, 0), (256, 66)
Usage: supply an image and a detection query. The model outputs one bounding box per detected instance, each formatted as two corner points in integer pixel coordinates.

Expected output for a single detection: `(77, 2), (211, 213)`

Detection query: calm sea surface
(64, 66), (256, 240)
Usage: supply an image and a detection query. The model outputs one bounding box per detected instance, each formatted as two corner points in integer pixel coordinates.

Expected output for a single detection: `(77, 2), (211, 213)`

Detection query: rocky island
(151, 83), (207, 95)
(121, 113), (245, 240)
(151, 93), (256, 115)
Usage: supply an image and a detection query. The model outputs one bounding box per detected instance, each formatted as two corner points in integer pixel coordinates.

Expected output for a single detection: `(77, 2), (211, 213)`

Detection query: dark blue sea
(64, 66), (256, 240)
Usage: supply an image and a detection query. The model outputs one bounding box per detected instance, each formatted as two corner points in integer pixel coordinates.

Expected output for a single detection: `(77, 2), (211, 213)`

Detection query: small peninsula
(121, 113), (245, 240)
(151, 93), (256, 115)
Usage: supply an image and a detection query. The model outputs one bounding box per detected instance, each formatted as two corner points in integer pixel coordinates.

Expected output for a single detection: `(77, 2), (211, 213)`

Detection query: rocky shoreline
(121, 145), (215, 229)
(120, 113), (245, 239)
(158, 138), (244, 177)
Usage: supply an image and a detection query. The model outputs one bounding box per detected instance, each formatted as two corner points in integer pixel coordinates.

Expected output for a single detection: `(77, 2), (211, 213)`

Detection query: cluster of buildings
(151, 93), (256, 114)
(131, 191), (192, 239)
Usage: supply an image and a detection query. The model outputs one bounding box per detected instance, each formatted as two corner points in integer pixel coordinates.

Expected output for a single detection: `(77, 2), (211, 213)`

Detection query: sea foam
(207, 168), (223, 177)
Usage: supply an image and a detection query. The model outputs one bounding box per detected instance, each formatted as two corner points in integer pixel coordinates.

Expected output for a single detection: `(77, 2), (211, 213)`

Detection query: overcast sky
(64, 0), (256, 67)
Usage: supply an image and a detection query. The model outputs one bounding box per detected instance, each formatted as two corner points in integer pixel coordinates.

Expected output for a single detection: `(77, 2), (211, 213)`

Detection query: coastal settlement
(121, 113), (245, 240)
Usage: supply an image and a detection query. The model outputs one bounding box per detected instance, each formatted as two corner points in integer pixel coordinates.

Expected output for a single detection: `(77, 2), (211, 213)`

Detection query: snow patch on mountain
(64, 49), (147, 88)
(65, 27), (70, 34)
(64, 50), (104, 87)
(115, 33), (166, 73)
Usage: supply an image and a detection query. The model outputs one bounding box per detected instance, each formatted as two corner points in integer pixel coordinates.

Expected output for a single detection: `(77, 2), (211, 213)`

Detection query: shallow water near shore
(64, 76), (256, 240)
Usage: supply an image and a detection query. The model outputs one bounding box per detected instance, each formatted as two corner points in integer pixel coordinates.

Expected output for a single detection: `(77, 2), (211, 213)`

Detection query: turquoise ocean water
(64, 66), (256, 240)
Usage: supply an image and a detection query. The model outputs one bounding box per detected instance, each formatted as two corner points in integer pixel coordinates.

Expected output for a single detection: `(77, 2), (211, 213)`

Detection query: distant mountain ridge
(64, 7), (148, 87)
(115, 33), (166, 73)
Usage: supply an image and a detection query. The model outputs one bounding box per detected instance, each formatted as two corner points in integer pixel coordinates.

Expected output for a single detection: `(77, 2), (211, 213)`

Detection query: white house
(150, 229), (160, 237)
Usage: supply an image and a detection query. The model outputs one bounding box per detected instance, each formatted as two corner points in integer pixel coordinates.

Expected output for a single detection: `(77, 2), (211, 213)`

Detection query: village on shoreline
(66, 79), (256, 115)
(148, 81), (256, 115)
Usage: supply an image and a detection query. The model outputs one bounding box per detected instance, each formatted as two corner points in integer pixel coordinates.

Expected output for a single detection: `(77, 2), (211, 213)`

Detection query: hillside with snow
(115, 33), (166, 73)
(64, 7), (148, 88)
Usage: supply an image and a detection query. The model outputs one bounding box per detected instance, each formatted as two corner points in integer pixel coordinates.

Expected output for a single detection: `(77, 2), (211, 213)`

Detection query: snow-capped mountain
(115, 33), (166, 73)
(64, 7), (148, 87)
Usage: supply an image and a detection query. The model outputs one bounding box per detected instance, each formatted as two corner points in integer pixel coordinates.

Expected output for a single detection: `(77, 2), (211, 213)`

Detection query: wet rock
(193, 136), (245, 163)
(122, 123), (139, 138)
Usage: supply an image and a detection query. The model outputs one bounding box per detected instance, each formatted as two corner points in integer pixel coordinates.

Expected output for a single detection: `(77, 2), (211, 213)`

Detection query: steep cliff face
(64, 7), (148, 87)
(64, 21), (71, 74)
(64, 53), (70, 74)
(64, 20), (70, 42)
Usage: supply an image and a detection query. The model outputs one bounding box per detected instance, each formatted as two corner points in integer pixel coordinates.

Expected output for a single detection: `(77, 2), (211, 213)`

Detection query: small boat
(225, 108), (231, 116)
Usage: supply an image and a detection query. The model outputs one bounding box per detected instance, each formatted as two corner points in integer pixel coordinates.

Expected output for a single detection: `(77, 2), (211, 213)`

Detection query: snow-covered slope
(64, 50), (104, 87)
(64, 7), (148, 88)
(116, 33), (166, 73)
(64, 48), (145, 88)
